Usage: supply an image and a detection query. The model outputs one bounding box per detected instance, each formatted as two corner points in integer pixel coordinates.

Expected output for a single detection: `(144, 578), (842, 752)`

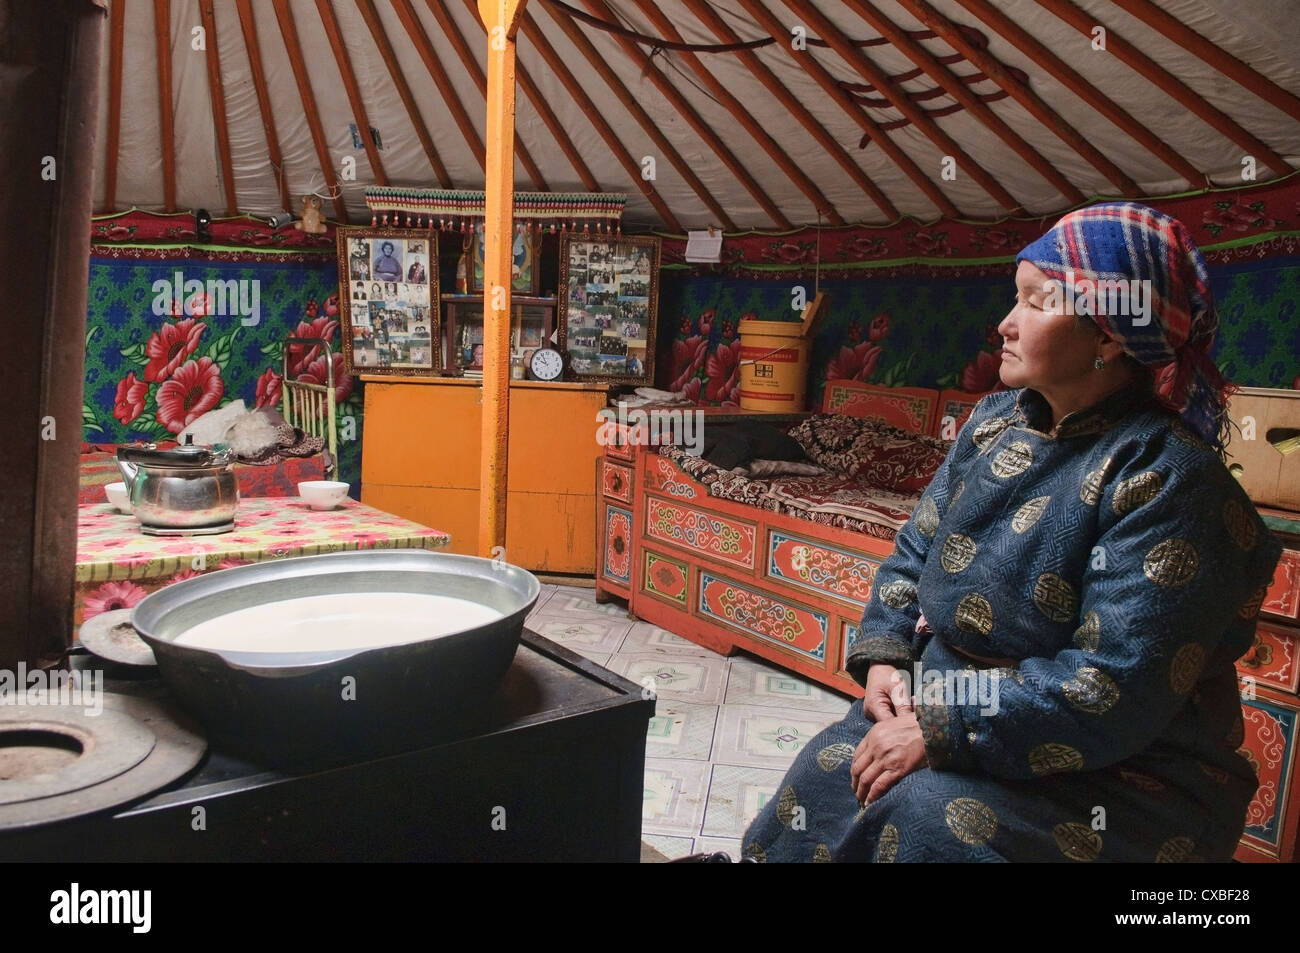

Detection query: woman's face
(998, 261), (1102, 391)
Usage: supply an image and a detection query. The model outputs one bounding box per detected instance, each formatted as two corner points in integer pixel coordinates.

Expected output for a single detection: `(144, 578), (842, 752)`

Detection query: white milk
(172, 592), (504, 653)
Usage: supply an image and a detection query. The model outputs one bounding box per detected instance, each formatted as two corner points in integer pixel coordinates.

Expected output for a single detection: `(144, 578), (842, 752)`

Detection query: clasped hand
(851, 662), (926, 807)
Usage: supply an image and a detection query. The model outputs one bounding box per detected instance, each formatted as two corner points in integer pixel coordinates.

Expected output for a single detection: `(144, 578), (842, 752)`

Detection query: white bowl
(298, 481), (350, 510)
(105, 482), (132, 512)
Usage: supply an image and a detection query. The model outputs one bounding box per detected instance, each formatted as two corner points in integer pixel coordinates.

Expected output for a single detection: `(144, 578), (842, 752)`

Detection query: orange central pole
(476, 0), (525, 559)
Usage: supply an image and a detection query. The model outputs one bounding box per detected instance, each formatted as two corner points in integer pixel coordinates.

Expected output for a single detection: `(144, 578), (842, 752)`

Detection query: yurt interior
(5, 0), (1300, 871)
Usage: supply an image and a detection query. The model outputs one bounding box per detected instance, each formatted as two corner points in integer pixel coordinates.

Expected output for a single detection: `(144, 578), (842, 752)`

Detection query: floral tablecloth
(75, 498), (450, 635)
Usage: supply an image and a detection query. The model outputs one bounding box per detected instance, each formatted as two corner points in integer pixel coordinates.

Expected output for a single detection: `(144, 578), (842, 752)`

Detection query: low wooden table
(74, 498), (451, 638)
(1, 631), (654, 862)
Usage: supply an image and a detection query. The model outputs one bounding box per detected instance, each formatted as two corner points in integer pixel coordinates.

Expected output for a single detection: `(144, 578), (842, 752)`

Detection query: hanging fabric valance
(363, 188), (627, 233)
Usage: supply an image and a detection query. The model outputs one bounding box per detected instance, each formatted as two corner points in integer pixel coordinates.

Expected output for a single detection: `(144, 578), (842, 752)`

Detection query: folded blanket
(226, 407), (325, 466)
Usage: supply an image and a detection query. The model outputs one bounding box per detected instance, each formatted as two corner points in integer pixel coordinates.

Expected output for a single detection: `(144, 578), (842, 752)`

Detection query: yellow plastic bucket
(738, 318), (809, 413)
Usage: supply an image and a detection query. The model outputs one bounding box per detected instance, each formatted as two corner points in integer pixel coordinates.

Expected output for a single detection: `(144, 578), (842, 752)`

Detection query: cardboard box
(1228, 387), (1300, 512)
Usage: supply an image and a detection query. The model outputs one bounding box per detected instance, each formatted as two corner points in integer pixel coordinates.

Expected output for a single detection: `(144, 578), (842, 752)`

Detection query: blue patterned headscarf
(1017, 202), (1233, 451)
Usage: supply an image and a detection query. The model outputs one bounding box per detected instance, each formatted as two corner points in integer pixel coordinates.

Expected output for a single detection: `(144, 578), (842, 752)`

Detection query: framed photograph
(557, 234), (659, 385)
(468, 222), (541, 295)
(336, 227), (440, 376)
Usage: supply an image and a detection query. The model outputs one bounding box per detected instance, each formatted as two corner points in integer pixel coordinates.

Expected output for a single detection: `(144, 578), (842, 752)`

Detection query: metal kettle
(116, 441), (240, 536)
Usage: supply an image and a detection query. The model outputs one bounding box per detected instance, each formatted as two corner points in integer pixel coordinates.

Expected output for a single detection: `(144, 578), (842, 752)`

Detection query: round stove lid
(79, 609), (157, 668)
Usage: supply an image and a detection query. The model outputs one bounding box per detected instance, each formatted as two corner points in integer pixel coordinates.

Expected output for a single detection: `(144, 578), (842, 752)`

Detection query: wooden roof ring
(199, 0), (240, 215)
(424, 0), (548, 191)
(1041, 0), (1290, 177)
(153, 0), (176, 212)
(1111, 0), (1300, 124)
(585, 0), (791, 229)
(458, 0), (600, 191)
(315, 0), (388, 187)
(846, 0), (1086, 206)
(899, 0), (1138, 197)
(355, 0), (453, 188)
(950, 0), (1200, 185)
(630, 0), (843, 226)
(392, 0), (488, 174)
(103, 0), (125, 212)
(540, 2), (737, 229)
(236, 0), (293, 212)
(517, 10), (683, 230)
(735, 0), (960, 219)
(680, 0), (896, 222)
(783, 0), (1022, 214)
(270, 0), (347, 220)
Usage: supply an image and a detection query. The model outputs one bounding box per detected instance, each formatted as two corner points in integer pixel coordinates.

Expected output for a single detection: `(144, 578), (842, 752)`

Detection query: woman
(743, 203), (1281, 862)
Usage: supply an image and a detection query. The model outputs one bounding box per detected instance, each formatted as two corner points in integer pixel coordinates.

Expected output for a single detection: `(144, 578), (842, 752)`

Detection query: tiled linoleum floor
(527, 582), (856, 861)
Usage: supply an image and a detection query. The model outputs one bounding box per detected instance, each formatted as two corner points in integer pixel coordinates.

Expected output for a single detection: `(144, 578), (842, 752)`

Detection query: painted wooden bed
(593, 381), (986, 695)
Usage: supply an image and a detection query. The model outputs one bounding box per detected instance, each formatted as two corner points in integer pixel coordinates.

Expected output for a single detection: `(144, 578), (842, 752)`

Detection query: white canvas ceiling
(93, 0), (1300, 229)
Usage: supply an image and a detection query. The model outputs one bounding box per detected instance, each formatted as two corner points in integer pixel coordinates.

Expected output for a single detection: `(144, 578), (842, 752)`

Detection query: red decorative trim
(90, 209), (337, 250)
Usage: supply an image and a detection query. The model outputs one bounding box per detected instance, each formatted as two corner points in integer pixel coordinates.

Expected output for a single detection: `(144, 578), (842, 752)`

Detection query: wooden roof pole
(460, 0), (600, 191)
(236, 0), (293, 212)
(680, 0), (897, 222)
(949, 0), (1200, 185)
(897, 0), (1138, 197)
(153, 0), (177, 212)
(316, 0), (388, 187)
(845, 0), (1086, 206)
(199, 0), (239, 215)
(583, 0), (791, 229)
(393, 0), (487, 173)
(270, 0), (347, 221)
(540, 3), (738, 229)
(1040, 0), (1291, 177)
(104, 0), (125, 211)
(518, 13), (682, 230)
(782, 0), (1022, 214)
(476, 0), (527, 560)
(629, 0), (841, 226)
(734, 0), (960, 218)
(1111, 0), (1300, 124)
(355, 0), (453, 188)
(424, 0), (547, 190)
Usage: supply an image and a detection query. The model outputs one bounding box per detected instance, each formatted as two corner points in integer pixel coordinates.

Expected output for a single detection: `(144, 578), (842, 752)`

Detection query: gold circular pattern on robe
(776, 785), (799, 827)
(876, 824), (900, 863)
(744, 842), (767, 863)
(1223, 498), (1258, 551)
(1170, 643), (1206, 695)
(1073, 610), (1101, 652)
(815, 742), (856, 772)
(1118, 768), (1165, 793)
(940, 534), (978, 573)
(1011, 496), (1050, 533)
(991, 441), (1034, 478)
(812, 843), (832, 863)
(972, 415), (1011, 451)
(1079, 459), (1111, 505)
(1169, 420), (1208, 450)
(1062, 667), (1120, 714)
(1033, 572), (1079, 622)
(1053, 822), (1103, 862)
(1143, 538), (1198, 588)
(1198, 762), (1230, 784)
(1238, 584), (1267, 620)
(954, 592), (994, 637)
(951, 480), (965, 503)
(1028, 742), (1084, 775)
(1112, 470), (1162, 515)
(877, 580), (918, 609)
(1155, 836), (1196, 863)
(914, 496), (940, 538)
(944, 798), (998, 846)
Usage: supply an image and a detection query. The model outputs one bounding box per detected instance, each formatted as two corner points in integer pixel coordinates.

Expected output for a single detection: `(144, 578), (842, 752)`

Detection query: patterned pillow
(789, 414), (951, 492)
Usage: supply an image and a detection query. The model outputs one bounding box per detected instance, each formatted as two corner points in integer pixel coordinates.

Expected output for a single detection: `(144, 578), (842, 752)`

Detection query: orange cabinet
(360, 377), (609, 572)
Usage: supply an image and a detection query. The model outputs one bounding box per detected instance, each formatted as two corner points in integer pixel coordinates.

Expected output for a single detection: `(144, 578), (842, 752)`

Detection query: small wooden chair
(281, 337), (338, 479)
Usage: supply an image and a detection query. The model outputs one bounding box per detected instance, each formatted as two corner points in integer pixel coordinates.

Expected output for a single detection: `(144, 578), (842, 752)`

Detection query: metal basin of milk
(173, 592), (504, 654)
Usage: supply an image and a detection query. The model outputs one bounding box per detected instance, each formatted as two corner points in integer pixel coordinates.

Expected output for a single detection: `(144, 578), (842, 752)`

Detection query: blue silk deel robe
(742, 382), (1282, 862)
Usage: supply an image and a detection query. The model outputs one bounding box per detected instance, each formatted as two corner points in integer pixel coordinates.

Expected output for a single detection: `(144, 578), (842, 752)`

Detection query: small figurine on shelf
(295, 195), (326, 234)
(454, 323), (469, 371)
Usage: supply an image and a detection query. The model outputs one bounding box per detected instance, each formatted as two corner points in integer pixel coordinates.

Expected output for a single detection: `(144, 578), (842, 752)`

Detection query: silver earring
(1094, 355), (1106, 370)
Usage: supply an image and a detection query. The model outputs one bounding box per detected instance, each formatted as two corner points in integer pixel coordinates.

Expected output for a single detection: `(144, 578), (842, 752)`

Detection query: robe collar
(1014, 377), (1157, 440)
